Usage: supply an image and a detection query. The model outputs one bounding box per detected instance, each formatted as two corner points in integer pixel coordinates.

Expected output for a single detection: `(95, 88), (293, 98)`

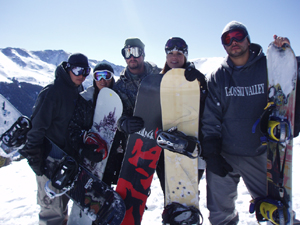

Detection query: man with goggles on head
(114, 37), (161, 137)
(20, 53), (90, 224)
(201, 21), (299, 225)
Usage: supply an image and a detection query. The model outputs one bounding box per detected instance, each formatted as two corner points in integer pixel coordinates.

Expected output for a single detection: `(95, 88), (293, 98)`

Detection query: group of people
(20, 20), (300, 225)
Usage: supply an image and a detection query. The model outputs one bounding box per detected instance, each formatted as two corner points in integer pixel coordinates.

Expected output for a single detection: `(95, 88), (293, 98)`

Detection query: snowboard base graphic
(116, 74), (163, 225)
(68, 87), (122, 224)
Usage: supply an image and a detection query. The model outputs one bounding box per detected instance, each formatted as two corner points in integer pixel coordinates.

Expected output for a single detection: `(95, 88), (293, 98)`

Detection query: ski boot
(1, 115), (31, 152)
(156, 127), (200, 158)
(162, 202), (203, 225)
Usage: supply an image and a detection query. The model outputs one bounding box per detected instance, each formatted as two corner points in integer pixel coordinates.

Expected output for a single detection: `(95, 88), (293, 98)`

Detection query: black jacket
(25, 61), (83, 157)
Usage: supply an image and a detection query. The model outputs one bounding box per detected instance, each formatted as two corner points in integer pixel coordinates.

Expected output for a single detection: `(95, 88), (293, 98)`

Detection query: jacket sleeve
(26, 86), (58, 149)
(113, 80), (134, 132)
(201, 71), (223, 154)
(68, 96), (94, 151)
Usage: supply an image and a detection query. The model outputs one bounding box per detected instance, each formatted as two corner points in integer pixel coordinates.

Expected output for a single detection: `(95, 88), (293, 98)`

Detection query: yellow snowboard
(160, 68), (200, 209)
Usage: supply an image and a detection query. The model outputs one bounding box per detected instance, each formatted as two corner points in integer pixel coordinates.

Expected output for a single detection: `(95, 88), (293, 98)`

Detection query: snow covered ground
(0, 136), (299, 224)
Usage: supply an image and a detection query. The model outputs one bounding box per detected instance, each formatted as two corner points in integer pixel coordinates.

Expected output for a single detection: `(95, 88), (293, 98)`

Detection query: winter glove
(184, 62), (205, 83)
(79, 143), (103, 163)
(120, 116), (144, 134)
(19, 147), (45, 176)
(202, 137), (233, 177)
(205, 153), (233, 177)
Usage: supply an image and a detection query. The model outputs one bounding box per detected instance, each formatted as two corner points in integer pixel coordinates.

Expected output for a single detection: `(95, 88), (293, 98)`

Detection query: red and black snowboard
(116, 74), (163, 225)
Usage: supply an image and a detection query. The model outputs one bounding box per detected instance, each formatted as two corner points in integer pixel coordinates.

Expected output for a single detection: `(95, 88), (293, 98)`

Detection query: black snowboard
(43, 138), (126, 225)
(116, 74), (163, 225)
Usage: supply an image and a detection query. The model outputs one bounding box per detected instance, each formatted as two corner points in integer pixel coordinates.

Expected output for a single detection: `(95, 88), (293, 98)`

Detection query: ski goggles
(121, 47), (144, 59)
(165, 37), (188, 55)
(93, 70), (113, 81)
(68, 64), (91, 77)
(221, 29), (248, 46)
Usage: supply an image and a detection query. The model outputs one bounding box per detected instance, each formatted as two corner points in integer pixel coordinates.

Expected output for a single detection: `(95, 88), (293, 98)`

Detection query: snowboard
(160, 69), (200, 209)
(82, 87), (123, 179)
(250, 43), (297, 225)
(265, 43), (297, 224)
(68, 87), (123, 224)
(0, 94), (27, 168)
(116, 74), (163, 225)
(43, 138), (126, 225)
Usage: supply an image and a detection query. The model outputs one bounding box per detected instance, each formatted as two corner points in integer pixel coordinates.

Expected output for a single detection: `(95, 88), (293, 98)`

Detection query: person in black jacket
(201, 21), (294, 225)
(21, 53), (91, 225)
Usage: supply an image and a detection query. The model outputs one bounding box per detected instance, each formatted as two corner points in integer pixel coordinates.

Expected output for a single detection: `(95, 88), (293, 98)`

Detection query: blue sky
(0, 0), (299, 68)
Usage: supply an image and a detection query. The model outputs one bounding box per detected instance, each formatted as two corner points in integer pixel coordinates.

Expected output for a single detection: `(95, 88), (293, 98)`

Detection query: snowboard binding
(250, 197), (290, 225)
(45, 156), (79, 199)
(0, 115), (31, 150)
(252, 102), (291, 145)
(156, 127), (201, 158)
(268, 117), (291, 143)
(162, 202), (203, 225)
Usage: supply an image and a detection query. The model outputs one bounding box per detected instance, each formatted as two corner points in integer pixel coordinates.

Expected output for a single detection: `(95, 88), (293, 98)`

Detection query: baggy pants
(36, 157), (69, 225)
(206, 152), (267, 225)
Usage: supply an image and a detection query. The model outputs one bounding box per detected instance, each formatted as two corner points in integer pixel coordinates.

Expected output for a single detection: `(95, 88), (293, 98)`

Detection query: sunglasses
(221, 29), (248, 46)
(165, 37), (188, 54)
(93, 70), (113, 81)
(122, 47), (144, 59)
(68, 64), (91, 77)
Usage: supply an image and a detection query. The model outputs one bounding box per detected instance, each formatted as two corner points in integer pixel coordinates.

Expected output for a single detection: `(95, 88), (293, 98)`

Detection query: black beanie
(93, 62), (114, 73)
(67, 53), (89, 67)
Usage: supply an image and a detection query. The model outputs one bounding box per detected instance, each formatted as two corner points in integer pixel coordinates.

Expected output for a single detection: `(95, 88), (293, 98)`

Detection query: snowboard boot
(162, 202), (203, 225)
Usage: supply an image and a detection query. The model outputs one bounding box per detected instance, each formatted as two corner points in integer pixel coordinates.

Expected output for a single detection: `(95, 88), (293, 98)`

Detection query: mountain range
(0, 47), (125, 116)
(0, 47), (227, 117)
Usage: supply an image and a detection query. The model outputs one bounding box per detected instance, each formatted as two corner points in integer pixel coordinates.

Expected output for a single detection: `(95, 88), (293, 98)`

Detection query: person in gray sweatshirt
(201, 21), (293, 225)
